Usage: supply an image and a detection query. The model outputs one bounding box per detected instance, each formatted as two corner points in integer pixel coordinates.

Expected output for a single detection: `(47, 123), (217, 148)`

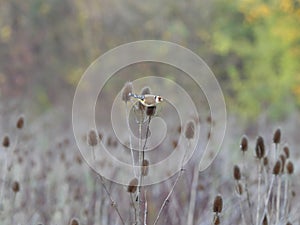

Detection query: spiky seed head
(283, 146), (290, 158)
(141, 86), (151, 95)
(273, 160), (281, 175)
(88, 129), (98, 147)
(146, 106), (156, 116)
(12, 181), (20, 193)
(233, 165), (241, 180)
(2, 135), (10, 148)
(122, 82), (133, 103)
(213, 194), (223, 213)
(286, 161), (294, 175)
(16, 115), (25, 129)
(263, 156), (268, 167)
(70, 218), (80, 225)
(273, 128), (281, 144)
(207, 115), (212, 124)
(127, 178), (138, 193)
(262, 214), (268, 225)
(240, 135), (248, 152)
(279, 154), (286, 173)
(185, 121), (195, 139)
(286, 221), (292, 225)
(255, 136), (265, 159)
(142, 159), (149, 176)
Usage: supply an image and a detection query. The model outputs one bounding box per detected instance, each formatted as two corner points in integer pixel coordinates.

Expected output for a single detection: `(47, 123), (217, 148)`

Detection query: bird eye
(158, 96), (162, 102)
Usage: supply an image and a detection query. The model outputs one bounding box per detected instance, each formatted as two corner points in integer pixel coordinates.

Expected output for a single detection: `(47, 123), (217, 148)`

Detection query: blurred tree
(211, 0), (300, 120)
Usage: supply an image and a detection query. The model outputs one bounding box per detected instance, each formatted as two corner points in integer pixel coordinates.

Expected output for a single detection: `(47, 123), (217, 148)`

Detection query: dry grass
(0, 99), (299, 224)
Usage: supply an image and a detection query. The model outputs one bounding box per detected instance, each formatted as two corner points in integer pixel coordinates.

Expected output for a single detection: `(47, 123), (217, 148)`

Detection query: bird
(129, 93), (163, 107)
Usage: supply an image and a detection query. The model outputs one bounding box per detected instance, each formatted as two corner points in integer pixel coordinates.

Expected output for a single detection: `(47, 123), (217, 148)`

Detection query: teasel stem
(96, 174), (125, 225)
(142, 116), (152, 162)
(153, 168), (184, 225)
(137, 118), (143, 225)
(144, 190), (148, 225)
(256, 160), (262, 225)
(241, 151), (254, 225)
(125, 103), (136, 177)
(275, 175), (282, 225)
(153, 148), (187, 225)
(187, 163), (199, 225)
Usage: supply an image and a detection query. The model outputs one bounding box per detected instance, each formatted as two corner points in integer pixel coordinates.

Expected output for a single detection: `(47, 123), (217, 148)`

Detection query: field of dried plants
(0, 83), (299, 225)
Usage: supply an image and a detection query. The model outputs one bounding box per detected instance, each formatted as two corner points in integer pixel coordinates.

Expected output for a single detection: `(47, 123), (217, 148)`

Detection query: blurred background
(1, 0), (300, 126)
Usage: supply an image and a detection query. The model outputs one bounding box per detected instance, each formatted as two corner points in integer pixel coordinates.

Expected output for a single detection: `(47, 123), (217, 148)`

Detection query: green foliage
(211, 0), (300, 120)
(1, 0), (300, 120)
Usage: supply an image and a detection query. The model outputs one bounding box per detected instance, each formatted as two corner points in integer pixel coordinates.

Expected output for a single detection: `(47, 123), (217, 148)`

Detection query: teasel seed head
(273, 128), (281, 144)
(262, 214), (268, 225)
(207, 115), (212, 124)
(279, 154), (286, 173)
(127, 178), (138, 193)
(233, 165), (241, 180)
(70, 218), (80, 225)
(12, 181), (20, 193)
(146, 106), (156, 116)
(213, 194), (223, 213)
(142, 159), (149, 176)
(16, 115), (25, 129)
(263, 156), (268, 167)
(88, 129), (98, 147)
(286, 161), (294, 175)
(185, 121), (195, 139)
(255, 136), (265, 159)
(283, 145), (290, 158)
(2, 135), (10, 148)
(240, 135), (248, 152)
(141, 86), (151, 95)
(286, 221), (292, 225)
(273, 160), (281, 175)
(122, 82), (133, 103)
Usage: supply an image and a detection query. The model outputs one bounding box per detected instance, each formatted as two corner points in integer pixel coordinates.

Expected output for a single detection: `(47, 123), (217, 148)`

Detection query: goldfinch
(129, 93), (163, 107)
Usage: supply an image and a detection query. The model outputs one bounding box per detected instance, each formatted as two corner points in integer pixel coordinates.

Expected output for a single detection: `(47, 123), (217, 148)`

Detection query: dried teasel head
(185, 121), (195, 140)
(88, 129), (98, 147)
(279, 154), (286, 173)
(12, 181), (20, 193)
(16, 115), (25, 129)
(122, 82), (133, 103)
(127, 178), (138, 193)
(141, 86), (151, 96)
(262, 214), (268, 225)
(255, 136), (265, 159)
(2, 135), (10, 148)
(273, 128), (281, 144)
(69, 218), (80, 225)
(213, 194), (223, 214)
(141, 159), (149, 176)
(263, 156), (269, 167)
(283, 145), (290, 158)
(273, 160), (281, 175)
(240, 135), (248, 152)
(235, 182), (243, 195)
(146, 106), (156, 116)
(233, 165), (241, 181)
(286, 161), (294, 175)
